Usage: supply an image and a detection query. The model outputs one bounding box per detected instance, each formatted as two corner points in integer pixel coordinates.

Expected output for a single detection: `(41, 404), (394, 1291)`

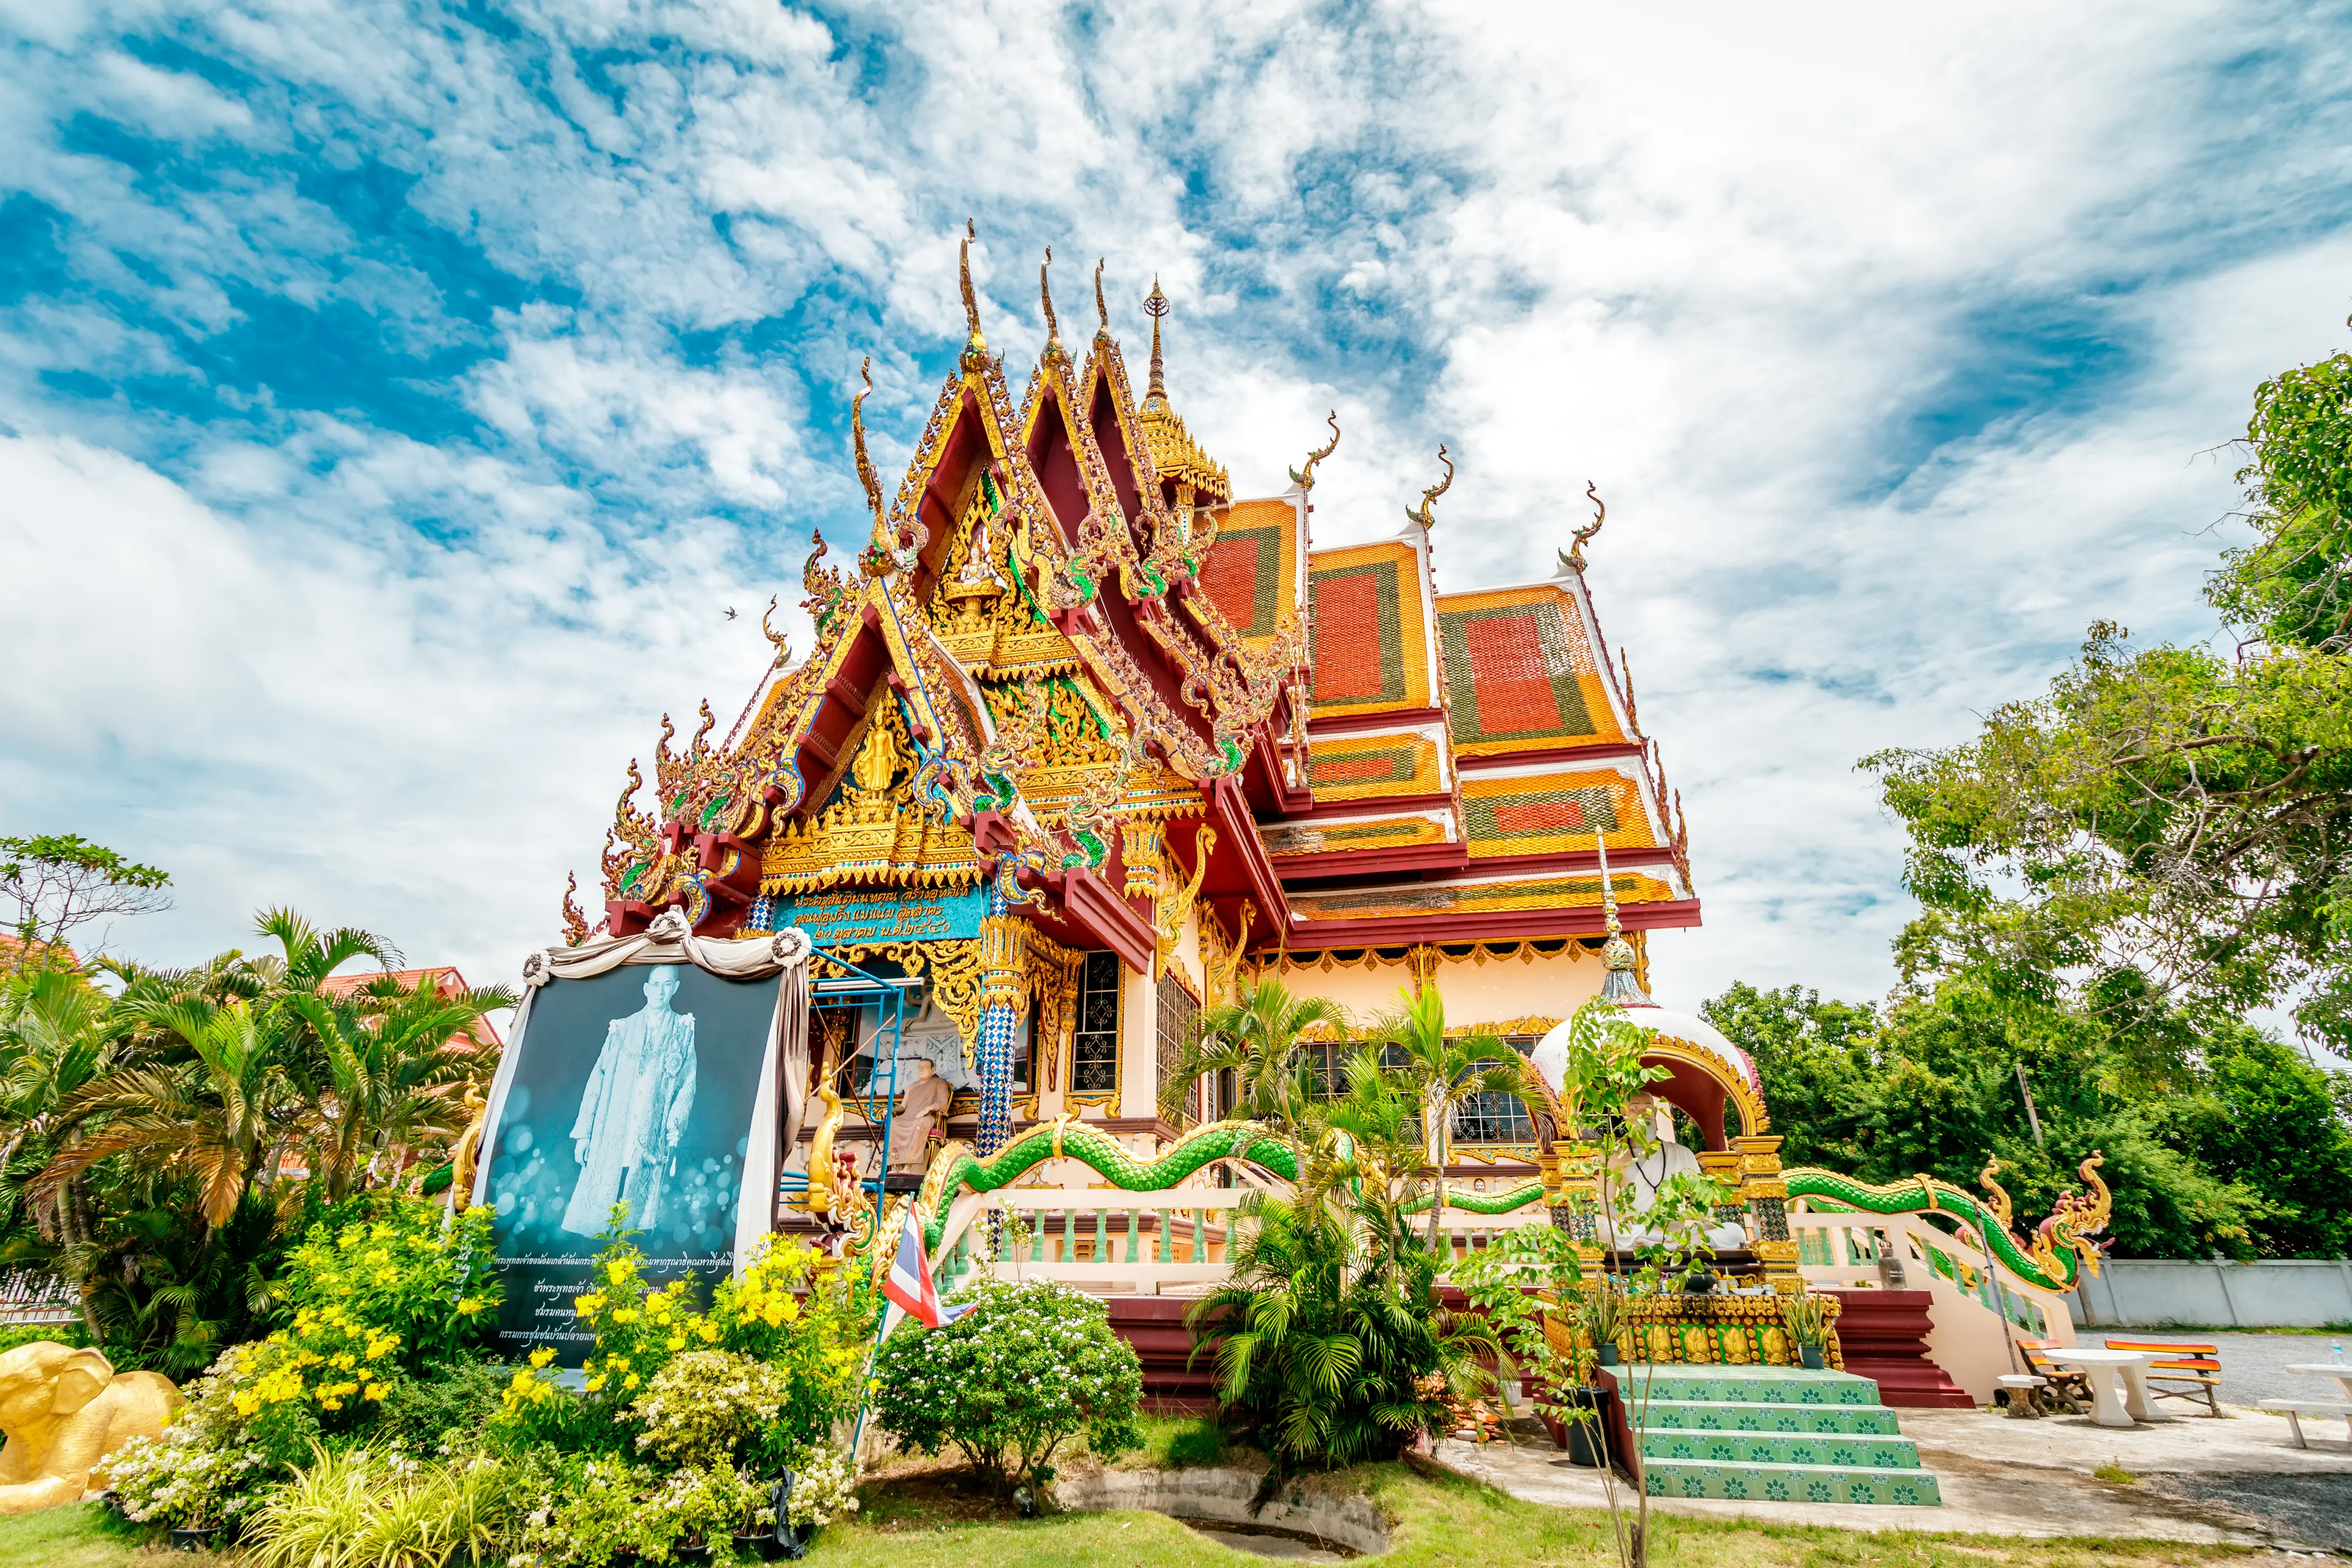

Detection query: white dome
(1531, 1003), (1760, 1099)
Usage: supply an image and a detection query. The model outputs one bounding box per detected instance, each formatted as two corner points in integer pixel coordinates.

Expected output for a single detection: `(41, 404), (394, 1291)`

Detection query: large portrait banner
(480, 960), (785, 1364)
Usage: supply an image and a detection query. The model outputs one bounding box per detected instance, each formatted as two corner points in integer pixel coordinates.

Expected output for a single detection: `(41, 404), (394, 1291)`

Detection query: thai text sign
(769, 886), (987, 946)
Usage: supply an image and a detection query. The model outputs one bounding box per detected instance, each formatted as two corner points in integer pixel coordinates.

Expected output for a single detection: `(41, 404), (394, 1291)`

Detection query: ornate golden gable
(758, 696), (982, 896)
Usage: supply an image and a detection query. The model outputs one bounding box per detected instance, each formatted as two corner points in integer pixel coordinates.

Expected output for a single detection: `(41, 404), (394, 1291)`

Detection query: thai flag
(881, 1208), (965, 1329)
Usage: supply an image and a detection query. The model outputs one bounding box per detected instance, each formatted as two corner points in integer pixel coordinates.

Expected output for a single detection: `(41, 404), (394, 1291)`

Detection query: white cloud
(2, 0), (2349, 1030)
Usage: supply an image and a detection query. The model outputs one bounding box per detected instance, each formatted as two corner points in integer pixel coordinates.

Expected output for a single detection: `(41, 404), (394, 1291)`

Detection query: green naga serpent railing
(911, 1118), (1302, 1251)
(1782, 1155), (2111, 1295)
(889, 1118), (2110, 1300)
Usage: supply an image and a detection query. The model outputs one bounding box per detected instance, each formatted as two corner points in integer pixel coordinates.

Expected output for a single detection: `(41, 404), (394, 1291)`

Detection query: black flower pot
(1800, 1344), (1826, 1370)
(733, 1531), (778, 1561)
(1595, 1343), (1619, 1366)
(1551, 1387), (1610, 1468)
(168, 1526), (221, 1552)
(676, 1546), (713, 1566)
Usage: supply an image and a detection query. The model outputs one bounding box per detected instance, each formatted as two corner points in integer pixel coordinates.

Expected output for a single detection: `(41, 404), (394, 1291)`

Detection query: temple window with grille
(1156, 970), (1200, 1126)
(1070, 951), (1120, 1099)
(1451, 1039), (1536, 1144)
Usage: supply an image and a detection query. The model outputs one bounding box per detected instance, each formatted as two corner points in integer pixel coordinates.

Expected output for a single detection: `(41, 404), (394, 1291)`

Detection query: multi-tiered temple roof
(587, 236), (1697, 1020)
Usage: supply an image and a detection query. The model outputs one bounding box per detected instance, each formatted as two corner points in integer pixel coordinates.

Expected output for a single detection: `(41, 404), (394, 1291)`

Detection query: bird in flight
(725, 607), (737, 620)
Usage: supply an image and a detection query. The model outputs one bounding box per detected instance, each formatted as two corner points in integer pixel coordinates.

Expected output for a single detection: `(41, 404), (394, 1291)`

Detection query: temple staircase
(1624, 1365), (1942, 1506)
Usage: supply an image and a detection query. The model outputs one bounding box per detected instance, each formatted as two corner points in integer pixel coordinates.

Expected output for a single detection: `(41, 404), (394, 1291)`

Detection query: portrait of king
(562, 965), (698, 1235)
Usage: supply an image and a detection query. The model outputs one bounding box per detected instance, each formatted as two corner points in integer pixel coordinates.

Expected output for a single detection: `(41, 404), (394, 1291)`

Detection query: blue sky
(4, 1), (2351, 1022)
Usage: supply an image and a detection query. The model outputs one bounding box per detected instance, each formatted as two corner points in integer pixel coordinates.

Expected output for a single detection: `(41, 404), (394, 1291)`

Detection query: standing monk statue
(563, 965), (698, 1235)
(886, 1057), (954, 1175)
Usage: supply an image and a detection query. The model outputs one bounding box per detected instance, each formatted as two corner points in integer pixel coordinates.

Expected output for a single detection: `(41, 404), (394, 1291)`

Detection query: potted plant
(776, 1444), (860, 1556)
(1782, 1292), (1833, 1370)
(641, 1464), (755, 1564)
(1582, 1278), (1624, 1367)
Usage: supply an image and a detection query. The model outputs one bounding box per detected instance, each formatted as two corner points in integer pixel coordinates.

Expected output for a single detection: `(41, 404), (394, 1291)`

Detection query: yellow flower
(612, 1308), (638, 1325)
(455, 1297), (484, 1316)
(605, 1259), (630, 1284)
(584, 1376), (606, 1393)
(697, 1322), (718, 1343)
(622, 1373), (640, 1390)
(530, 1347), (559, 1368)
(331, 1353), (356, 1371)
(867, 1378), (880, 1393)
(233, 1393), (258, 1417)
(666, 1335), (684, 1351)
(364, 1384), (386, 1401)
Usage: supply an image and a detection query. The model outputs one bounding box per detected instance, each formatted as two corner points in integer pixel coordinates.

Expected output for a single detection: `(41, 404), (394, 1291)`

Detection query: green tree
(1865, 317), (2352, 1051)
(1360, 985), (1521, 1244)
(0, 835), (170, 971)
(1697, 984), (1875, 1170)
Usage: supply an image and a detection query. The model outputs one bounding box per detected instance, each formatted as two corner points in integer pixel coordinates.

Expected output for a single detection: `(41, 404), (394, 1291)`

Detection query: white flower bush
(869, 1277), (1142, 1498)
(783, 1444), (859, 1528)
(625, 1349), (787, 1468)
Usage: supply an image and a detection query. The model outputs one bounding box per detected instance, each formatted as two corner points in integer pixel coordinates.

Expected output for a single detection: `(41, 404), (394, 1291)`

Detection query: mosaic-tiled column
(974, 894), (1030, 1160)
(1733, 1134), (1800, 1294)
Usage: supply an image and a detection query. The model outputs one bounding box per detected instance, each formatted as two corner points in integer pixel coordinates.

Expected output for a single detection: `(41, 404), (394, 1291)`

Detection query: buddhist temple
(582, 233), (1710, 1204)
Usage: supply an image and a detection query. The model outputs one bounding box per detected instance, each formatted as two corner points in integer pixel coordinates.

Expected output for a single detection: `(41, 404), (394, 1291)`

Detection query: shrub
(512, 1457), (654, 1568)
(781, 1443), (859, 1529)
(243, 1446), (511, 1568)
(870, 1277), (1141, 1496)
(627, 1349), (786, 1468)
(103, 1417), (270, 1529)
(1186, 1191), (1458, 1473)
(640, 1462), (766, 1555)
(373, 1354), (514, 1458)
(505, 1222), (870, 1462)
(274, 1199), (501, 1379)
(105, 1346), (315, 1525)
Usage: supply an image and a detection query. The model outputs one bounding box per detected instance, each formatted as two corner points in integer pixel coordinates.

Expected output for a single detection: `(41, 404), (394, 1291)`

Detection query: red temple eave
(1254, 895), (1702, 952)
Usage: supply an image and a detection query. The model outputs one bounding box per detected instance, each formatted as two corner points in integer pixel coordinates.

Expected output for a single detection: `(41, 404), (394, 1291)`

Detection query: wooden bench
(2015, 1339), (2090, 1412)
(2258, 1400), (2352, 1449)
(2103, 1338), (2222, 1415)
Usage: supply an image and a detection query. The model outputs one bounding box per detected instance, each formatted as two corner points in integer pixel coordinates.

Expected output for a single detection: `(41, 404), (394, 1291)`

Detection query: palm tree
(1156, 977), (1349, 1133)
(1361, 985), (1523, 1246)
(35, 997), (295, 1231)
(250, 907), (402, 997)
(282, 984), (498, 1201)
(1186, 1186), (1488, 1473)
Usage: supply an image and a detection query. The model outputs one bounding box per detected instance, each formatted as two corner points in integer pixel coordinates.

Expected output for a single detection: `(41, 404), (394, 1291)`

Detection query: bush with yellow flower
(498, 1215), (871, 1471)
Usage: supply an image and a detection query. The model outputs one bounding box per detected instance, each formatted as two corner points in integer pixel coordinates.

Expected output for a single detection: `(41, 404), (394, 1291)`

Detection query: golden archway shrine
(557, 248), (2113, 1414)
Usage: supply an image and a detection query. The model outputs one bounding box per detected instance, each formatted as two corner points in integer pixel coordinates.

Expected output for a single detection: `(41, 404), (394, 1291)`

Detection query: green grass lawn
(4, 1459), (2279, 1568)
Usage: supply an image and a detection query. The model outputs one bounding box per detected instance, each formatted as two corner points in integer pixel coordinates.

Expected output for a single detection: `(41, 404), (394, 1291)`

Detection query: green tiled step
(1643, 1458), (1942, 1507)
(1634, 1399), (1900, 1435)
(1641, 1429), (1925, 1469)
(1627, 1366), (1882, 1406)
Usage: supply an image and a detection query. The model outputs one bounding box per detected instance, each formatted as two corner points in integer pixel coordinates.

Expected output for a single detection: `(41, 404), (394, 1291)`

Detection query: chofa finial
(1561, 481), (1607, 573)
(1405, 444), (1453, 530)
(1144, 276), (1170, 406)
(1289, 411), (1341, 491)
(1093, 258), (1109, 336)
(1039, 246), (1060, 353)
(853, 357), (890, 569)
(959, 219), (985, 353)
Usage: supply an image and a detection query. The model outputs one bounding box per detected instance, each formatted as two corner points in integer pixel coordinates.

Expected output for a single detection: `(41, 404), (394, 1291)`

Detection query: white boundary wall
(2070, 1258), (2352, 1328)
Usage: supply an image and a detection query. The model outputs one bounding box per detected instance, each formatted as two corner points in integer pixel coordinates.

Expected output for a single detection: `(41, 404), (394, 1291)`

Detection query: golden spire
(1093, 258), (1109, 336)
(1143, 276), (1169, 409)
(1404, 444), (1453, 530)
(1594, 829), (1651, 1006)
(1039, 245), (1060, 353)
(1289, 411), (1341, 491)
(853, 356), (889, 568)
(959, 219), (985, 353)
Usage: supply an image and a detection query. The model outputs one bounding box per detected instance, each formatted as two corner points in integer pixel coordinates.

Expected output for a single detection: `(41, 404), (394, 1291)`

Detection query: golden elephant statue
(0, 1341), (180, 1513)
